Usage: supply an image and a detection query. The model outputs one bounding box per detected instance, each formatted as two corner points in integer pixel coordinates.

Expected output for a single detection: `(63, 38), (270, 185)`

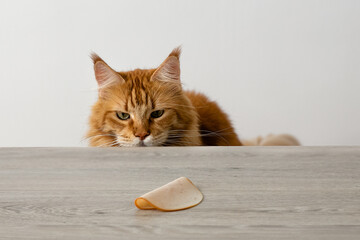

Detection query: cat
(86, 47), (299, 147)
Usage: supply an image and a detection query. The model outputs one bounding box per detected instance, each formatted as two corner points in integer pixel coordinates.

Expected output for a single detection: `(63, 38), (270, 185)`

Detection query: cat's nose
(135, 131), (150, 141)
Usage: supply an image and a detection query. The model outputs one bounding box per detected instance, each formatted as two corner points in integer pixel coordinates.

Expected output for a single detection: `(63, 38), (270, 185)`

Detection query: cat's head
(88, 47), (199, 147)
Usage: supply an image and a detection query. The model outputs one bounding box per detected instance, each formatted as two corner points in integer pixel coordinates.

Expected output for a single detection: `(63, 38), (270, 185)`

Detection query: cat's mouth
(116, 135), (156, 147)
(137, 141), (146, 147)
(117, 141), (148, 147)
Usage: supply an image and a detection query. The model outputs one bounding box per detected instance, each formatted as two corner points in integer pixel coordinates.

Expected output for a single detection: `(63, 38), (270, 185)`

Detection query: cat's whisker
(168, 126), (235, 133)
(166, 130), (232, 145)
(162, 139), (194, 146)
(109, 142), (120, 147)
(83, 133), (116, 141)
(97, 139), (119, 148)
(151, 134), (169, 146)
(168, 129), (236, 141)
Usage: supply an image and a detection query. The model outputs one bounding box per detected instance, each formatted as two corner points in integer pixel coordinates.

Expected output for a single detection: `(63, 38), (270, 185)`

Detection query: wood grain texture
(0, 147), (359, 239)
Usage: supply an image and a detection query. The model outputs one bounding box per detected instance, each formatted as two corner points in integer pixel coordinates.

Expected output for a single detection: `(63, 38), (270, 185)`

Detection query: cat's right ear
(91, 53), (125, 95)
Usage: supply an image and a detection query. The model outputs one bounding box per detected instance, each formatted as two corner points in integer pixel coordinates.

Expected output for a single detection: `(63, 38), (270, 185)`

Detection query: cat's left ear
(151, 47), (181, 83)
(91, 53), (125, 93)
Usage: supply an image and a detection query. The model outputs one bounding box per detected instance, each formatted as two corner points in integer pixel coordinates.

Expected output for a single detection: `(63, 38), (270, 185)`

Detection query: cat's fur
(87, 47), (299, 147)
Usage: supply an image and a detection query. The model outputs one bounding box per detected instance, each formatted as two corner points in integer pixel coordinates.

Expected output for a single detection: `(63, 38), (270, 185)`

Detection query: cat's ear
(91, 53), (125, 92)
(151, 47), (181, 83)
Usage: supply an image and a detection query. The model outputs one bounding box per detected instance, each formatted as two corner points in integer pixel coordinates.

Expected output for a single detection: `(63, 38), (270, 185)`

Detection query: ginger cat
(87, 47), (299, 147)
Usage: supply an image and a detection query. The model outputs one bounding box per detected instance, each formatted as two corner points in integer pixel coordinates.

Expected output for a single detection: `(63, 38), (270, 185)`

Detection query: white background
(0, 0), (359, 146)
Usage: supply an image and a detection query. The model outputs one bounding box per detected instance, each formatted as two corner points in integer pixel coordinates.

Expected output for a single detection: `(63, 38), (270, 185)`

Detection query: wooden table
(0, 147), (359, 239)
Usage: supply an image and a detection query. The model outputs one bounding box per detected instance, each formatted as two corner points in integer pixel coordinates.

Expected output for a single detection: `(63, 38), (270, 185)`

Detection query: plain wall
(0, 0), (359, 146)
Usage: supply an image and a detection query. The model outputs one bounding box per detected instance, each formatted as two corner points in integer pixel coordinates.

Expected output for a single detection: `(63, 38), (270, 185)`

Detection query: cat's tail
(242, 134), (300, 146)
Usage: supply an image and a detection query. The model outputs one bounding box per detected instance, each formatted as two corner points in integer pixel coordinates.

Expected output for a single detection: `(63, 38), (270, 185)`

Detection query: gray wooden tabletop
(0, 147), (359, 239)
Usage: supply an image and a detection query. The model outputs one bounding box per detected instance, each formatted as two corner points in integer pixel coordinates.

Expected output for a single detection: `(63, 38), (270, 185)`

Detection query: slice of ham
(135, 177), (203, 211)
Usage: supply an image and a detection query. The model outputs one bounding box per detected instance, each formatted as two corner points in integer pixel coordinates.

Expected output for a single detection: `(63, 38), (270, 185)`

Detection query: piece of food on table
(135, 177), (203, 211)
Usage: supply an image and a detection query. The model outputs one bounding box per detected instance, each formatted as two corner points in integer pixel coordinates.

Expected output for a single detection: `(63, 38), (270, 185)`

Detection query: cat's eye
(151, 110), (164, 118)
(116, 112), (130, 120)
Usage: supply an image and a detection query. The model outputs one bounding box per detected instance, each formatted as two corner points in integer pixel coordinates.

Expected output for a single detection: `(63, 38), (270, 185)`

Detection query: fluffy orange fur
(86, 47), (242, 147)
